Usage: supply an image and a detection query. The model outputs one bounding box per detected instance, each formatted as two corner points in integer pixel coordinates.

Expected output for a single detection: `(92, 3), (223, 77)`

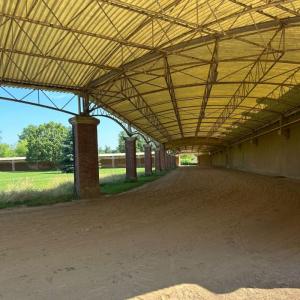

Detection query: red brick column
(166, 153), (170, 169)
(176, 155), (180, 167)
(160, 144), (166, 171)
(155, 148), (161, 172)
(125, 136), (137, 181)
(69, 116), (100, 199)
(171, 155), (175, 168)
(144, 144), (152, 176)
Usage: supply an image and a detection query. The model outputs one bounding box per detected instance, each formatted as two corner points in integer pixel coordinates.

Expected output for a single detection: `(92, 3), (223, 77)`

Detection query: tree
(19, 122), (69, 166)
(99, 145), (118, 154)
(0, 131), (15, 157)
(15, 140), (28, 156)
(60, 128), (73, 171)
(117, 131), (145, 153)
(0, 143), (14, 157)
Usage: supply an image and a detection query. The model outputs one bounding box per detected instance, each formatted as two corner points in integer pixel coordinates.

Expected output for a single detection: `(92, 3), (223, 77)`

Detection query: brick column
(166, 153), (170, 169)
(160, 144), (166, 171)
(125, 136), (137, 181)
(69, 116), (100, 199)
(155, 148), (161, 172)
(177, 155), (181, 166)
(144, 144), (152, 176)
(171, 155), (175, 168)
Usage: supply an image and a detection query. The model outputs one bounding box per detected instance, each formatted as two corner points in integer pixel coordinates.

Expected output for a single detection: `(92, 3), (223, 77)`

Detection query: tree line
(0, 122), (146, 165)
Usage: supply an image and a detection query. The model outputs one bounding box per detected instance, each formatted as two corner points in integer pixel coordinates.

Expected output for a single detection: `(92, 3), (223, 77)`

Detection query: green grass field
(0, 168), (168, 209)
(0, 168), (144, 191)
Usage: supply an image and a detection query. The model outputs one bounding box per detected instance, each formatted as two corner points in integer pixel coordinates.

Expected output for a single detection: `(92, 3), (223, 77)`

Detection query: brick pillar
(125, 136), (137, 181)
(144, 144), (152, 176)
(171, 155), (175, 168)
(166, 153), (170, 169)
(155, 148), (161, 172)
(160, 144), (166, 171)
(176, 155), (180, 167)
(69, 116), (100, 199)
(197, 155), (201, 166)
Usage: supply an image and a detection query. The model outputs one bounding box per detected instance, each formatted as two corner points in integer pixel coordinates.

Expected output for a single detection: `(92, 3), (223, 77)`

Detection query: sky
(0, 87), (122, 149)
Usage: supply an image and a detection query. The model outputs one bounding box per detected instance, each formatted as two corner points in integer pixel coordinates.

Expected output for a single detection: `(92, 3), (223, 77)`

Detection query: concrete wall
(212, 122), (300, 179)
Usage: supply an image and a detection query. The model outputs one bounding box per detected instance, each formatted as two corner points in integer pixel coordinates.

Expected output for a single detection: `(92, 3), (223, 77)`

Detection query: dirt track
(0, 167), (300, 300)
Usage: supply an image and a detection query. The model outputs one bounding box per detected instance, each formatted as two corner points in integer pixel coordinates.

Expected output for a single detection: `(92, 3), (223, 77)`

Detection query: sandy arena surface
(0, 167), (300, 300)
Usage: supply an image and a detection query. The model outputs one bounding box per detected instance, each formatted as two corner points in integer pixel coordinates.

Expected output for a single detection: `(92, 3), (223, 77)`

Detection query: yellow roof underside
(1, 0), (300, 151)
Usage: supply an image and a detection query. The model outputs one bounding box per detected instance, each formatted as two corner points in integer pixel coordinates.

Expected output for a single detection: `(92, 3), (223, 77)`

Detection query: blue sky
(0, 87), (122, 149)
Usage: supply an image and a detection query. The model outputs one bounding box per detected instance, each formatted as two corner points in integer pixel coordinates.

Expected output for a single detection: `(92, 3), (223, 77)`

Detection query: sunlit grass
(0, 168), (145, 191)
(0, 168), (167, 209)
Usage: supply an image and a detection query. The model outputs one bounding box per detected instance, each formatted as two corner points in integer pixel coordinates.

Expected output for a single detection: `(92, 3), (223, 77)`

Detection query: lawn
(0, 168), (168, 209)
(0, 168), (145, 191)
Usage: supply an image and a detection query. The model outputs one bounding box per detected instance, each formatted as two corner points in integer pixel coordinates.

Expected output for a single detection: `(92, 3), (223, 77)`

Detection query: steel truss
(195, 39), (218, 136)
(164, 56), (183, 137)
(93, 76), (170, 141)
(0, 85), (152, 144)
(207, 27), (286, 138)
(1, 2), (300, 152)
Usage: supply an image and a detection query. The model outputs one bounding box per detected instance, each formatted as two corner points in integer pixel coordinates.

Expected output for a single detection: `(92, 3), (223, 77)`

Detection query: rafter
(163, 56), (184, 137)
(0, 47), (118, 71)
(195, 39), (219, 136)
(98, 0), (199, 31)
(0, 85), (78, 114)
(106, 75), (170, 140)
(207, 27), (286, 138)
(88, 15), (300, 88)
(0, 12), (155, 51)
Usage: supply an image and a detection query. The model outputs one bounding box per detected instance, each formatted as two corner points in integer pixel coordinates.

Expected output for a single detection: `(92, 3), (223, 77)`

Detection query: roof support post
(124, 136), (137, 181)
(160, 144), (167, 171)
(144, 144), (152, 176)
(173, 155), (177, 168)
(69, 116), (101, 199)
(155, 147), (162, 172)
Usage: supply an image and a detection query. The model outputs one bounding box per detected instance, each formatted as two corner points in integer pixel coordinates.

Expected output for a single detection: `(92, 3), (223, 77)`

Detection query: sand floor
(0, 167), (300, 300)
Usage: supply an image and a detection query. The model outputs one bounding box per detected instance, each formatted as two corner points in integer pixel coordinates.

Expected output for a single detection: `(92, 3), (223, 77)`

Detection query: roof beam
(195, 39), (218, 136)
(98, 0), (198, 30)
(88, 15), (300, 89)
(207, 27), (286, 137)
(89, 0), (183, 79)
(157, 0), (295, 49)
(165, 137), (225, 149)
(0, 12), (156, 51)
(163, 56), (184, 137)
(0, 47), (118, 71)
(97, 81), (298, 102)
(227, 0), (278, 20)
(106, 75), (170, 140)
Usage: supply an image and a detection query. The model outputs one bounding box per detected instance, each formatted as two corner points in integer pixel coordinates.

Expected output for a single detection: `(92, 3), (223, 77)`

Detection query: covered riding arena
(1, 1), (300, 299)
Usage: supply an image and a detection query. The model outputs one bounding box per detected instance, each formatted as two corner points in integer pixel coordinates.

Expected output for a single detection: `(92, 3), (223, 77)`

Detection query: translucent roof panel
(1, 0), (300, 151)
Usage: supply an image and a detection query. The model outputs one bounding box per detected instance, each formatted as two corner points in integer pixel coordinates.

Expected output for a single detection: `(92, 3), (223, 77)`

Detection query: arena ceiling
(1, 0), (300, 152)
